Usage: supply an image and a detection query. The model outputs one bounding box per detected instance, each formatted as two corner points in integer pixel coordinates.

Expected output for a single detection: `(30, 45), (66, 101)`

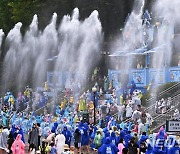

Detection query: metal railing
(151, 94), (180, 132)
(144, 89), (180, 116)
(145, 82), (180, 106)
(112, 82), (180, 122)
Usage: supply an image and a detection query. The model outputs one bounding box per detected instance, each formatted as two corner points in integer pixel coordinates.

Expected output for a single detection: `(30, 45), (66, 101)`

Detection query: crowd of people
(0, 77), (179, 154)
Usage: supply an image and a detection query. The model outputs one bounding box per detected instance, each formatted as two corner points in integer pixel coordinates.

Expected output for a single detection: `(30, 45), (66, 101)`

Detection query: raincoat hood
(103, 127), (108, 133)
(140, 135), (148, 142)
(105, 132), (110, 137)
(111, 131), (116, 137)
(105, 137), (111, 144)
(16, 134), (22, 140)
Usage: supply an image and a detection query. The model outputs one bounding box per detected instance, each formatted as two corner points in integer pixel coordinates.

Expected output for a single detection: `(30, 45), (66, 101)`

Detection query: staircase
(144, 82), (180, 110)
(151, 94), (180, 132)
(112, 82), (180, 124)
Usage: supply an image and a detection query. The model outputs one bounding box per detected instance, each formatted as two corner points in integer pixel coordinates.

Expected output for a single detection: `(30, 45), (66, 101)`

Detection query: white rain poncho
(55, 134), (66, 154)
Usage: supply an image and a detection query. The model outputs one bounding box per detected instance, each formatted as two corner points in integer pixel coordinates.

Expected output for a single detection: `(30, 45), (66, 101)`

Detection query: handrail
(146, 82), (180, 104)
(112, 88), (180, 122)
(151, 95), (180, 132)
(144, 89), (180, 112)
(153, 94), (180, 120)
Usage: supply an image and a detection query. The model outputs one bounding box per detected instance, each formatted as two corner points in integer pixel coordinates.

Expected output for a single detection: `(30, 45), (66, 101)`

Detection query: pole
(94, 92), (96, 126)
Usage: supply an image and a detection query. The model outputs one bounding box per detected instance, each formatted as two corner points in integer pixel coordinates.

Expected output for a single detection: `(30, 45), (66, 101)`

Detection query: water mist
(1, 8), (102, 95)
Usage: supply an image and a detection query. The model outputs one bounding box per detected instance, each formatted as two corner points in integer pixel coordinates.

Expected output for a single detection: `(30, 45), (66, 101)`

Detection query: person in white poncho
(173, 109), (180, 120)
(55, 131), (66, 154)
(145, 113), (153, 126)
(137, 119), (145, 136)
(0, 125), (9, 153)
(132, 109), (142, 122)
(114, 103), (125, 121)
(126, 104), (133, 118)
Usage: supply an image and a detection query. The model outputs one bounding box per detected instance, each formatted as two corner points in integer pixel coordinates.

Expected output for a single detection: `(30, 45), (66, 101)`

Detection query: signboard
(166, 120), (180, 132)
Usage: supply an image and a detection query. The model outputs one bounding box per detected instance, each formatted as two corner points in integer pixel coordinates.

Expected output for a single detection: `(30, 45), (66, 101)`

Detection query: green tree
(8, 0), (44, 33)
(0, 0), (14, 34)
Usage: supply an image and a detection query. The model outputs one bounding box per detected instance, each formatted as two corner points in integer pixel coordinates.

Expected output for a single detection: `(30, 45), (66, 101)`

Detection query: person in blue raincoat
(116, 128), (125, 146)
(62, 126), (72, 147)
(51, 122), (58, 134)
(81, 128), (89, 146)
(125, 131), (132, 146)
(98, 137), (119, 154)
(138, 133), (148, 153)
(81, 126), (90, 152)
(130, 81), (136, 95)
(90, 126), (97, 149)
(146, 134), (154, 154)
(10, 125), (25, 143)
(110, 132), (117, 146)
(2, 111), (9, 127)
(137, 133), (148, 146)
(102, 131), (110, 144)
(153, 130), (166, 154)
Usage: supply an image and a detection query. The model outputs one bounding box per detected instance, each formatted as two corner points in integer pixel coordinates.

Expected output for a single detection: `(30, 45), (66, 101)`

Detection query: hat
(64, 144), (70, 150)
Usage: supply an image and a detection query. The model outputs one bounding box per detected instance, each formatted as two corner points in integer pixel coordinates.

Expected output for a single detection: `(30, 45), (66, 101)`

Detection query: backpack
(94, 134), (102, 147)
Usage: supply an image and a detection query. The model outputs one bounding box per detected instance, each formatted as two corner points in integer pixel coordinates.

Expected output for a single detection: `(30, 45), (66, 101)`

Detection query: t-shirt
(128, 143), (139, 154)
(140, 142), (147, 153)
(50, 147), (57, 154)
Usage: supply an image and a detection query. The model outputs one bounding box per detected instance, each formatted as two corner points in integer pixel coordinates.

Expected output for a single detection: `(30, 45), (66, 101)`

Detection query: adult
(153, 127), (167, 153)
(11, 134), (25, 154)
(128, 137), (140, 154)
(81, 123), (90, 152)
(137, 119), (145, 136)
(110, 131), (117, 146)
(132, 110), (141, 122)
(126, 104), (133, 118)
(37, 123), (42, 148)
(93, 129), (102, 149)
(117, 104), (125, 121)
(0, 125), (9, 153)
(55, 132), (65, 154)
(74, 128), (81, 153)
(28, 123), (39, 150)
(62, 126), (72, 147)
(98, 137), (119, 154)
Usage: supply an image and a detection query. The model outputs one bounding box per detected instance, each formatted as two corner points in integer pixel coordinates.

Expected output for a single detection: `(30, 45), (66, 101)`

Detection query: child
(40, 140), (49, 154)
(29, 143), (36, 154)
(62, 144), (71, 154)
(50, 142), (57, 154)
